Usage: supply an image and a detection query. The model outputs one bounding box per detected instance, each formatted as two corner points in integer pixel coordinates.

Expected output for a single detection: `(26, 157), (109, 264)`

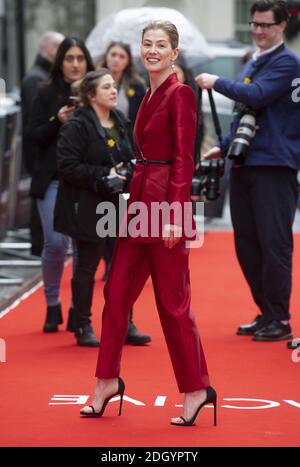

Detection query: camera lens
(227, 113), (256, 164)
(190, 159), (225, 200)
(205, 174), (220, 201)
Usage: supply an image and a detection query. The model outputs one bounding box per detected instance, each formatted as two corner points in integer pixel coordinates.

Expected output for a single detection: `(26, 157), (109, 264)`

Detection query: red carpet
(0, 232), (299, 447)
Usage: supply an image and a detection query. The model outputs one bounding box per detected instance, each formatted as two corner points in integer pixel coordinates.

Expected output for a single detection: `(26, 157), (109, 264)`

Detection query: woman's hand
(57, 105), (76, 124)
(202, 146), (222, 160)
(162, 224), (182, 249)
(110, 163), (126, 180)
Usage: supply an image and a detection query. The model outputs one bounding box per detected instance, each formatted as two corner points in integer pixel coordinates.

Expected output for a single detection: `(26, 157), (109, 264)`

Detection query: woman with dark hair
(173, 56), (197, 93)
(29, 37), (94, 336)
(97, 41), (146, 135)
(97, 42), (150, 345)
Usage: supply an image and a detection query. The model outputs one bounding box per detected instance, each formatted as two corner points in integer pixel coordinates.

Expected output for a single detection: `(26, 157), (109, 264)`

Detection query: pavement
(0, 200), (300, 314)
(0, 229), (42, 313)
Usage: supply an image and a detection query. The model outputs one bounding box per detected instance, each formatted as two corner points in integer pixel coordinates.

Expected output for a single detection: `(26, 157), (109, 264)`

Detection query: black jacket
(54, 106), (134, 242)
(21, 55), (52, 174)
(29, 80), (71, 198)
(126, 80), (146, 132)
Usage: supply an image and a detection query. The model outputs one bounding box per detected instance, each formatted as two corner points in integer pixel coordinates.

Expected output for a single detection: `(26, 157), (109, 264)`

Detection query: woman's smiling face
(141, 29), (178, 74)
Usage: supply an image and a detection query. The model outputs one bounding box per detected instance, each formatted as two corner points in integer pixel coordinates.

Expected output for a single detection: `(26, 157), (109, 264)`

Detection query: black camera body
(116, 162), (134, 193)
(227, 108), (256, 165)
(191, 106), (256, 201)
(191, 158), (225, 201)
(66, 96), (80, 108)
(99, 162), (134, 195)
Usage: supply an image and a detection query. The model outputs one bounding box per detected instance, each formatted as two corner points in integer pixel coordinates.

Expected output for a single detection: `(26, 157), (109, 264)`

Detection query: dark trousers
(72, 239), (105, 328)
(230, 166), (298, 322)
(103, 236), (115, 264)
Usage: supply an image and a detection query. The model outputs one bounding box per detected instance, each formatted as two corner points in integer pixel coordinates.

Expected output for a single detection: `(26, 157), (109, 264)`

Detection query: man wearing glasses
(196, 1), (300, 347)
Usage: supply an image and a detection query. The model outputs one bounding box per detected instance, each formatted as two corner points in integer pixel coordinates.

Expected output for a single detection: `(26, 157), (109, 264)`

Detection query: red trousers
(95, 238), (210, 393)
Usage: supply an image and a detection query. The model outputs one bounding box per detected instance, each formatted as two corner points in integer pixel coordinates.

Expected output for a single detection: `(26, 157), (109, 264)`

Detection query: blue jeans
(37, 180), (77, 307)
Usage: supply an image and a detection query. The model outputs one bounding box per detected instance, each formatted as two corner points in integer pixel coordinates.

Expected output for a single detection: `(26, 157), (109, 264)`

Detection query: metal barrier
(0, 98), (40, 286)
(5, 103), (31, 230)
(0, 103), (10, 239)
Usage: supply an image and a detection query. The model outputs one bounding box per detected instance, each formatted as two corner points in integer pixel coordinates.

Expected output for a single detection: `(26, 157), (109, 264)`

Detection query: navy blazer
(215, 45), (300, 169)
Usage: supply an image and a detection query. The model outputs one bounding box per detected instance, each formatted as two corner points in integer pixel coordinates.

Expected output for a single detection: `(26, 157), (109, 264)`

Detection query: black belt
(136, 159), (171, 165)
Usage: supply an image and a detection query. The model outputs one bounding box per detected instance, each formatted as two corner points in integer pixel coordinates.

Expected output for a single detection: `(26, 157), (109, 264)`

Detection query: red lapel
(134, 73), (179, 150)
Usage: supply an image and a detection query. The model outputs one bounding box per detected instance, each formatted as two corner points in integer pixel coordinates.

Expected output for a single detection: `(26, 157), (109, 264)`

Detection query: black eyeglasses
(249, 21), (278, 29)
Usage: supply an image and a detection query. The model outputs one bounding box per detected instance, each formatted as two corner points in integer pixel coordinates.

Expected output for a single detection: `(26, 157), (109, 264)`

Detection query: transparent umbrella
(86, 7), (213, 69)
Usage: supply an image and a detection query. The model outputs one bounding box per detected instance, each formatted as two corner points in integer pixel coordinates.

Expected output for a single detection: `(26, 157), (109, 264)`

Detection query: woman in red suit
(80, 20), (217, 426)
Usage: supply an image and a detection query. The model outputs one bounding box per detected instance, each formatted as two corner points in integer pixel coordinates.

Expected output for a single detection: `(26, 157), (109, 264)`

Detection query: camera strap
(207, 89), (223, 148)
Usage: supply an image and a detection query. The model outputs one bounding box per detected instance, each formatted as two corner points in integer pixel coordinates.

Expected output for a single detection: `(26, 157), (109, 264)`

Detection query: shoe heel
(118, 393), (124, 416)
(206, 386), (217, 426)
(117, 377), (125, 416)
(213, 399), (217, 426)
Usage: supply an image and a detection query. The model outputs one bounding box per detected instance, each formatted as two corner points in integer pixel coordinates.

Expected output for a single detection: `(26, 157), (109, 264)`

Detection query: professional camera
(227, 109), (256, 165)
(98, 162), (134, 195)
(191, 158), (225, 201)
(116, 161), (134, 193)
(190, 88), (226, 201)
(66, 96), (80, 108)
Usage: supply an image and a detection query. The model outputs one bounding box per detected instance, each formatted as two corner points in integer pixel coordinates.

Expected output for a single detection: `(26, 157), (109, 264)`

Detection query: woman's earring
(171, 61), (175, 72)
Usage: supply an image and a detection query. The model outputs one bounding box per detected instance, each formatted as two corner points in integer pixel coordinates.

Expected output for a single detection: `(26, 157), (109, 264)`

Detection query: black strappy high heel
(171, 386), (217, 427)
(80, 377), (125, 418)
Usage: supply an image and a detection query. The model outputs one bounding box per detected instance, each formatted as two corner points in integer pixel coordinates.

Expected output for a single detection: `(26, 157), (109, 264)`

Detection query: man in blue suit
(196, 0), (300, 343)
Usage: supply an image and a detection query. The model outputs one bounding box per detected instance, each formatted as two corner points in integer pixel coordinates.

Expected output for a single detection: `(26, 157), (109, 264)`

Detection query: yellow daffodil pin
(127, 88), (135, 97)
(107, 138), (116, 148)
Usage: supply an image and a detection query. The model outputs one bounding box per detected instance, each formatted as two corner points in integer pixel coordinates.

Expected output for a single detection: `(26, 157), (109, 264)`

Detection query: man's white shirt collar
(252, 41), (284, 61)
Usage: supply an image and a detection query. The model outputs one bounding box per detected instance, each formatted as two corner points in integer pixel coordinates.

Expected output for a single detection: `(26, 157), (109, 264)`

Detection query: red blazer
(124, 73), (197, 242)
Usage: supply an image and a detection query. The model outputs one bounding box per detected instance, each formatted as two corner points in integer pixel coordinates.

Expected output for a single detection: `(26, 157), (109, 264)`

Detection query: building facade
(1, 0), (300, 92)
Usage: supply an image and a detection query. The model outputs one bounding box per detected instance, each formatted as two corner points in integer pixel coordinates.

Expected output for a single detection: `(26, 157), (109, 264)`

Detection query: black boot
(66, 307), (76, 332)
(125, 308), (151, 346)
(43, 304), (63, 333)
(76, 324), (99, 347)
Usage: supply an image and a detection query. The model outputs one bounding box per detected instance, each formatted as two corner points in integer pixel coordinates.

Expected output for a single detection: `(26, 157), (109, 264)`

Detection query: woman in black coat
(29, 37), (94, 333)
(96, 43), (150, 307)
(54, 69), (150, 346)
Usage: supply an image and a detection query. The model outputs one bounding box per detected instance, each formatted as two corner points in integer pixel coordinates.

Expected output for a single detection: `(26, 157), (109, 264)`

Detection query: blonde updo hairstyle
(142, 20), (179, 50)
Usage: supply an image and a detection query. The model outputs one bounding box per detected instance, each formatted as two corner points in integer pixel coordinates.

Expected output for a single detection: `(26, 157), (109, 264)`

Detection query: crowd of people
(20, 0), (300, 427)
(22, 35), (150, 347)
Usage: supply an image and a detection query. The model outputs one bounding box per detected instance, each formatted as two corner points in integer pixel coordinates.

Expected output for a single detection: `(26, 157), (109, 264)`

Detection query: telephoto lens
(227, 112), (256, 165)
(191, 174), (206, 197)
(203, 159), (225, 201)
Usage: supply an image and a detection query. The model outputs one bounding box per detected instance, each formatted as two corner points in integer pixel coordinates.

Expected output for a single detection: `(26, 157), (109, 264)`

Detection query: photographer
(54, 69), (150, 347)
(196, 1), (300, 343)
